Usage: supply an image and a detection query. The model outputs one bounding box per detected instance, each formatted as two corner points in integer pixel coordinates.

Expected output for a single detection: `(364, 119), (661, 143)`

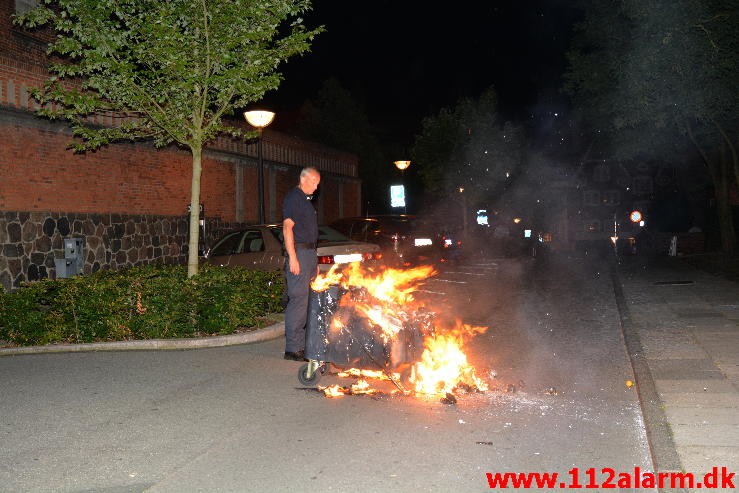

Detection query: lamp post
(394, 160), (410, 214)
(244, 110), (275, 224)
(458, 186), (468, 242)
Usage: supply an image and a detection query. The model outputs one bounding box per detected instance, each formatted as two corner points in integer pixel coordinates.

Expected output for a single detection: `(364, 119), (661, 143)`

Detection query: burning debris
(319, 380), (386, 397)
(300, 262), (490, 400)
(440, 392), (458, 405)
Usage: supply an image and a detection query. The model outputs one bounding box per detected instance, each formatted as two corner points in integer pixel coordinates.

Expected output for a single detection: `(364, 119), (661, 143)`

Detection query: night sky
(267, 1), (581, 145)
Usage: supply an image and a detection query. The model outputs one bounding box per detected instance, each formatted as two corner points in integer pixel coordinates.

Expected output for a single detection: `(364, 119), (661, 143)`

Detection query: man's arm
(283, 218), (300, 275)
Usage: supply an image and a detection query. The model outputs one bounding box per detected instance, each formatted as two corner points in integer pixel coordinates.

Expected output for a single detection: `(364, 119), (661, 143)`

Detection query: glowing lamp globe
(243, 110), (275, 129)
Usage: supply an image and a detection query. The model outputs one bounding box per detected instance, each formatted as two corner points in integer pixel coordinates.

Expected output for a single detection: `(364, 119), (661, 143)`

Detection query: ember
(302, 262), (490, 399)
(336, 368), (400, 381)
(318, 380), (387, 397)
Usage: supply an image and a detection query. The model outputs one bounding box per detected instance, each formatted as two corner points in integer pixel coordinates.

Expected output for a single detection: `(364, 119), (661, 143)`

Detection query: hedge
(0, 264), (284, 346)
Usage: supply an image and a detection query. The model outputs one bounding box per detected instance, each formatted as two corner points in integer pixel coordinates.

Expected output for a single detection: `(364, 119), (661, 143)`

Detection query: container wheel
(298, 362), (321, 386)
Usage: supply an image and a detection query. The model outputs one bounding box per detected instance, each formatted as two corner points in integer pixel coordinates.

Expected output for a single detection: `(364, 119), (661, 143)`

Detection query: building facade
(563, 159), (706, 255)
(0, 1), (362, 291)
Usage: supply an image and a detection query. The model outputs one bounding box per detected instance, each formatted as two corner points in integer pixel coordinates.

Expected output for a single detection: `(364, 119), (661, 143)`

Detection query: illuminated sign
(476, 209), (488, 226)
(390, 185), (405, 208)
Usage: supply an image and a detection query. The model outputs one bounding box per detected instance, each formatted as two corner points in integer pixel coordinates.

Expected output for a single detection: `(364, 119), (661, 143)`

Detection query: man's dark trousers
(284, 248), (318, 353)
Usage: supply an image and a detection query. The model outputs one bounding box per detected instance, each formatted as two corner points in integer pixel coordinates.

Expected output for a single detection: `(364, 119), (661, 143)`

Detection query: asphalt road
(0, 254), (654, 492)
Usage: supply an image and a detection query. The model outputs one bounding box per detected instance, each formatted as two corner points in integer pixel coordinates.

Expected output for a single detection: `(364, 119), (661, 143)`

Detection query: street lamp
(244, 110), (275, 224)
(394, 160), (411, 171)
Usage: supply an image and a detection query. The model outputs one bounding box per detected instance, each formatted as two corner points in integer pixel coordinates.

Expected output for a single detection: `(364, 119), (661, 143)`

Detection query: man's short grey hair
(300, 167), (320, 178)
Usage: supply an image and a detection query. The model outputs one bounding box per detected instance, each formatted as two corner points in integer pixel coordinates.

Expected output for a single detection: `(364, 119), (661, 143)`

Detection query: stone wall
(0, 210), (243, 291)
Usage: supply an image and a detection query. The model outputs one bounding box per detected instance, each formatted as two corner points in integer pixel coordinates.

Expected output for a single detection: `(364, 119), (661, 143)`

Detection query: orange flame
(311, 262), (489, 399)
(336, 368), (400, 381)
(319, 379), (385, 397)
(312, 262), (436, 306)
(410, 323), (489, 395)
(319, 384), (346, 397)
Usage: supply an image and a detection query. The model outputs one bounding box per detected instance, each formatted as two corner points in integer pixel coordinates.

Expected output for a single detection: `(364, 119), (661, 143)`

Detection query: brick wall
(0, 2), (362, 291)
(0, 109), (362, 291)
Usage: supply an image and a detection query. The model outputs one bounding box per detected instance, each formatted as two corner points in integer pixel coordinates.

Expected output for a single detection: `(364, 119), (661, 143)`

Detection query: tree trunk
(686, 119), (736, 253)
(187, 145), (203, 277)
(713, 121), (739, 194)
(715, 144), (736, 254)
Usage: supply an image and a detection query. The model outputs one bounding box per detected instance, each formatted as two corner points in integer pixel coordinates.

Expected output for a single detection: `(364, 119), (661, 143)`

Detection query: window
(602, 190), (620, 205)
(317, 225), (349, 242)
(593, 163), (610, 182)
(633, 176), (653, 195)
(583, 190), (601, 206)
(209, 232), (244, 256)
(583, 220), (601, 233)
(15, 0), (40, 14)
(633, 201), (650, 215)
(243, 230), (264, 253)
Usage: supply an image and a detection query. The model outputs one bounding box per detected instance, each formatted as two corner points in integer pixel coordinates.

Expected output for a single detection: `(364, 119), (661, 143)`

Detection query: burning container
(298, 284), (432, 386)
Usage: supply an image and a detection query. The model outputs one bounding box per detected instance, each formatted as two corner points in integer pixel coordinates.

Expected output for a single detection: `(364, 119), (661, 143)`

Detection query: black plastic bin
(299, 284), (427, 385)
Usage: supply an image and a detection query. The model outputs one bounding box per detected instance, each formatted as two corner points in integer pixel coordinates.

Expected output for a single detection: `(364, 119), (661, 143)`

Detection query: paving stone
(648, 359), (724, 380)
(655, 379), (737, 394)
(684, 318), (737, 330)
(678, 445), (739, 477)
(658, 392), (739, 408)
(696, 338), (739, 362)
(671, 424), (739, 448)
(664, 406), (739, 426)
(641, 336), (710, 360)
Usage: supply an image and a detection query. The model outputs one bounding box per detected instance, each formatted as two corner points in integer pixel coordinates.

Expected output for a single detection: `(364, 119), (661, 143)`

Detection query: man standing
(282, 167), (321, 361)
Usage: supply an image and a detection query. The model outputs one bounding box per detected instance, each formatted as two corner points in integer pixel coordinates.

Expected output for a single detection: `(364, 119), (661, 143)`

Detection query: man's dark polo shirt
(283, 186), (318, 244)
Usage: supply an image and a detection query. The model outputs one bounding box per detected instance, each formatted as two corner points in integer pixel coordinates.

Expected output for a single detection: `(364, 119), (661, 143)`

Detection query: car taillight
(363, 252), (383, 261)
(317, 255), (334, 264)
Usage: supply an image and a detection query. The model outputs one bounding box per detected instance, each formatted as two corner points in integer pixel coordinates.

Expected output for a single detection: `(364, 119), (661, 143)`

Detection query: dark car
(329, 214), (460, 267)
(202, 224), (381, 272)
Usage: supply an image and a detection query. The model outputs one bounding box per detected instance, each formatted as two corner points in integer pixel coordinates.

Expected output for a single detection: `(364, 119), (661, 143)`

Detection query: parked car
(202, 224), (381, 272)
(329, 214), (461, 267)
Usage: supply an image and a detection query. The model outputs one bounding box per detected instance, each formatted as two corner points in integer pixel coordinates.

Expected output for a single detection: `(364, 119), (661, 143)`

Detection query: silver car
(202, 224), (381, 272)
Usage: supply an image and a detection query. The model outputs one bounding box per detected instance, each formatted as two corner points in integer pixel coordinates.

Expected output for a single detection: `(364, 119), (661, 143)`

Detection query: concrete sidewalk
(613, 254), (739, 481)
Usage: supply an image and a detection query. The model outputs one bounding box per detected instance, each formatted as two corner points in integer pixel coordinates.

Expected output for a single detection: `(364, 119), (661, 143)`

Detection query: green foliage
(0, 265), (284, 346)
(14, 0), (323, 151)
(411, 87), (526, 208)
(564, 0), (738, 160)
(194, 266), (284, 335)
(563, 0), (738, 251)
(14, 0), (323, 277)
(294, 78), (389, 210)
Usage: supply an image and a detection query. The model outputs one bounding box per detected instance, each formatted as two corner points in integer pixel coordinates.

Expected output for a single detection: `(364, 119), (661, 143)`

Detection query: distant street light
(244, 110), (275, 224)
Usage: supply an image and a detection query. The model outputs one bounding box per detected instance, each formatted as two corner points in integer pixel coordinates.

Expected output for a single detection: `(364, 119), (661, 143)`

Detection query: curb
(0, 321), (285, 356)
(608, 259), (683, 477)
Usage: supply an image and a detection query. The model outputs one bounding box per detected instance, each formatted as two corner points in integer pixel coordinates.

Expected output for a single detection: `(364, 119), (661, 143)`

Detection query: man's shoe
(283, 350), (305, 361)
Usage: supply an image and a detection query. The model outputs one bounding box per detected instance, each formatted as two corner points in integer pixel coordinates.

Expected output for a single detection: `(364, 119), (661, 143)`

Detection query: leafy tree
(293, 78), (389, 212)
(15, 0), (323, 276)
(411, 87), (526, 212)
(564, 0), (739, 252)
